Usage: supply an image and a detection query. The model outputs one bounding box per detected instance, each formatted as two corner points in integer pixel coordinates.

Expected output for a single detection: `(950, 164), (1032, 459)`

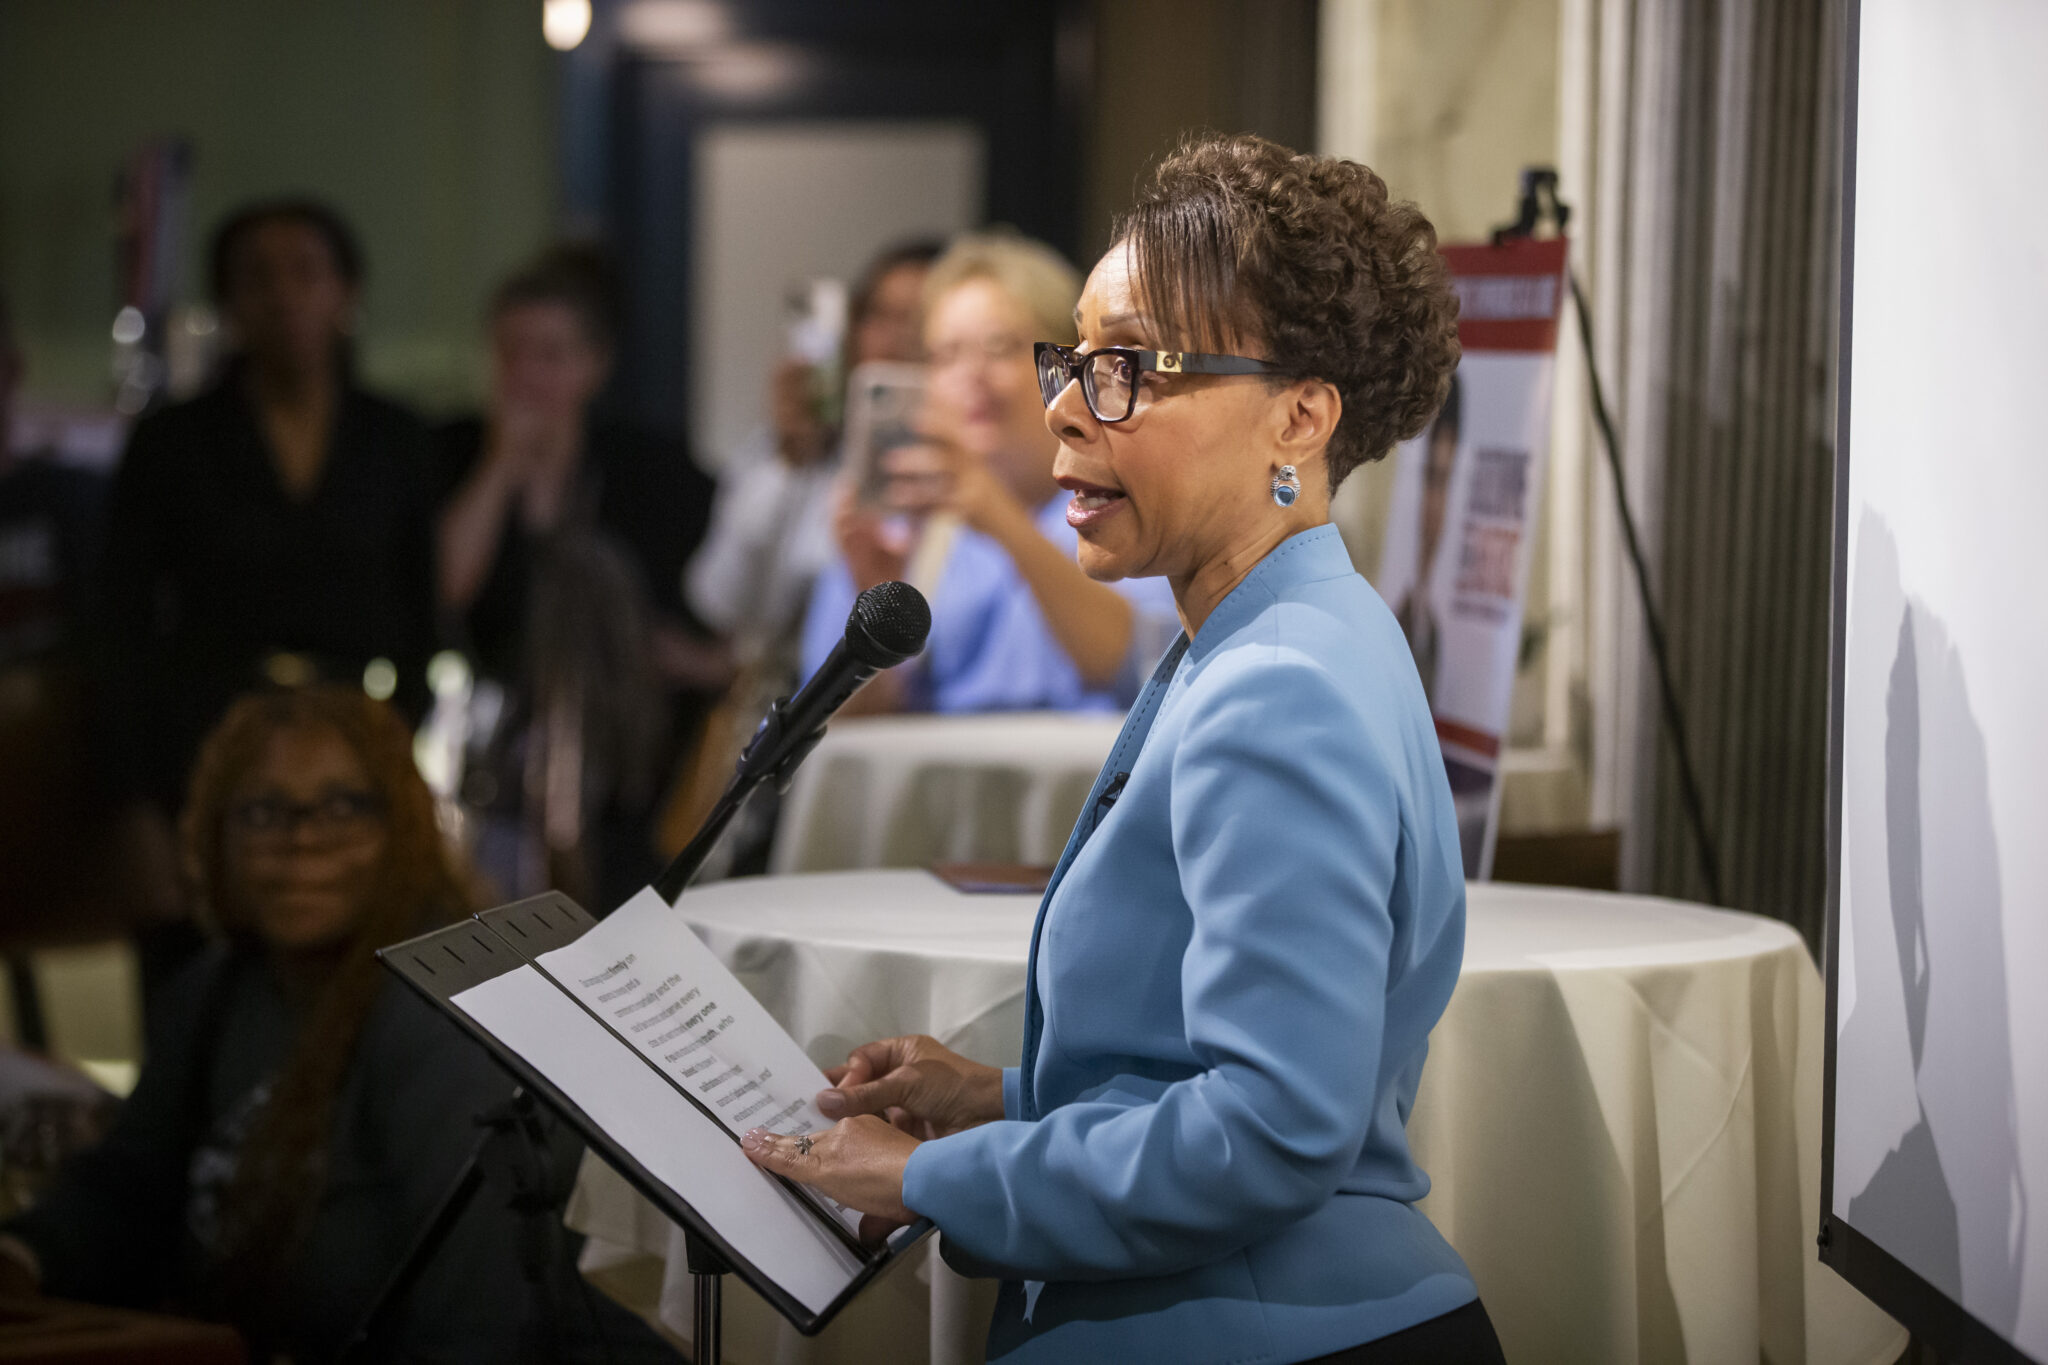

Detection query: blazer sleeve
(902, 654), (1402, 1281)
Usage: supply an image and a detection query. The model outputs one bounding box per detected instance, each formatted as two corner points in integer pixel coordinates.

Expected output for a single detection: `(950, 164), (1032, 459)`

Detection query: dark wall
(565, 0), (1089, 440)
(1083, 0), (1318, 261)
(561, 0), (1320, 442)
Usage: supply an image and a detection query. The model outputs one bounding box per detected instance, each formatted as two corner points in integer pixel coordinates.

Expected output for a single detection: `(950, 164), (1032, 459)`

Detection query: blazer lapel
(1016, 634), (1189, 1119)
(1012, 526), (1356, 1119)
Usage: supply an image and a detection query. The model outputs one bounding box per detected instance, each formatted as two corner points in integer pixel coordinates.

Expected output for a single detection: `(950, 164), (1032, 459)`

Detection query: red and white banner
(1375, 236), (1568, 879)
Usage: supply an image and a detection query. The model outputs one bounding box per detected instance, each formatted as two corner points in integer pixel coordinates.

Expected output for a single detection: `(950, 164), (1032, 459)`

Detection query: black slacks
(1296, 1298), (1507, 1364)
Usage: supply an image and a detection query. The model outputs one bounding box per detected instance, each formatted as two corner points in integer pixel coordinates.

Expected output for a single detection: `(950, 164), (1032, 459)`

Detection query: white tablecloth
(570, 872), (1904, 1365)
(768, 714), (1124, 874)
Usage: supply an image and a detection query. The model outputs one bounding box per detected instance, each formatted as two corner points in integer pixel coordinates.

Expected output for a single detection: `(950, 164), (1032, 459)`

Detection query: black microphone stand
(346, 737), (787, 1364)
(653, 692), (818, 1364)
(348, 716), (799, 1364)
(654, 690), (827, 903)
(655, 581), (929, 1359)
(341, 1089), (567, 1362)
(651, 649), (900, 1358)
(661, 579), (932, 903)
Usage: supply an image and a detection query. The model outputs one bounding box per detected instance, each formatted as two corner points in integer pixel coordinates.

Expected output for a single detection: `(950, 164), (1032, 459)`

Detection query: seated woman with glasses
(743, 135), (1505, 1363)
(0, 687), (675, 1363)
(800, 230), (1178, 714)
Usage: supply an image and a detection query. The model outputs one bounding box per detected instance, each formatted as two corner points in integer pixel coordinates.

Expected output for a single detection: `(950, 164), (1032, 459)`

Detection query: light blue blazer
(902, 525), (1478, 1364)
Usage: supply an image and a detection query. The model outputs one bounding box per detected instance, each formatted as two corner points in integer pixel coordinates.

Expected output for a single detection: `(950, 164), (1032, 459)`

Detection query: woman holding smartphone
(802, 230), (1179, 716)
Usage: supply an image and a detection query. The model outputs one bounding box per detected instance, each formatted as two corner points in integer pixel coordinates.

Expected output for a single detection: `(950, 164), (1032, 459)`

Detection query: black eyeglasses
(229, 789), (386, 839)
(1034, 342), (1288, 423)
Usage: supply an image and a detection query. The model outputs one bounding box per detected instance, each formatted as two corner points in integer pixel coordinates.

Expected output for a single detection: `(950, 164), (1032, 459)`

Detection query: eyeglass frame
(1034, 342), (1290, 424)
(227, 789), (387, 840)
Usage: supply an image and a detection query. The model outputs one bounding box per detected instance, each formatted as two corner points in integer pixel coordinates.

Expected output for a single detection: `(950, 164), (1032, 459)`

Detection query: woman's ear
(1275, 378), (1341, 459)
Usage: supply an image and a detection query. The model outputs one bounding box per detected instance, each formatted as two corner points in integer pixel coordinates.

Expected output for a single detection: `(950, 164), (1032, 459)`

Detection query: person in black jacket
(436, 246), (723, 911)
(0, 686), (678, 1364)
(94, 198), (441, 987)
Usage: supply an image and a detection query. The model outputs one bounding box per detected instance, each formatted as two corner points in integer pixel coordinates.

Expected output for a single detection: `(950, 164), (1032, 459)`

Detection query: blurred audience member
(673, 242), (941, 876)
(687, 239), (940, 682)
(0, 287), (113, 946)
(436, 245), (720, 909)
(94, 201), (439, 977)
(803, 231), (1178, 714)
(0, 687), (675, 1363)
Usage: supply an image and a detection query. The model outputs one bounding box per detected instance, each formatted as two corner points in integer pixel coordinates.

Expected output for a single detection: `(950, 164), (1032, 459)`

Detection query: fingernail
(741, 1128), (770, 1152)
(817, 1089), (846, 1116)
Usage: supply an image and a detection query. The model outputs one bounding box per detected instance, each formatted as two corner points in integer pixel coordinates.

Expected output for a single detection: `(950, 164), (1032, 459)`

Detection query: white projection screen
(1822, 2), (2048, 1361)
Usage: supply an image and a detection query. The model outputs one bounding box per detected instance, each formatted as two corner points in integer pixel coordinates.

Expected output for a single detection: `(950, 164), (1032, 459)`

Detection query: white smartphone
(785, 278), (848, 431)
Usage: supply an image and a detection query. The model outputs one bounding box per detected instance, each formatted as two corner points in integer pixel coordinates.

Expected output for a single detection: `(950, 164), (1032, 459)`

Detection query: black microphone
(750, 579), (932, 779)
(654, 581), (931, 900)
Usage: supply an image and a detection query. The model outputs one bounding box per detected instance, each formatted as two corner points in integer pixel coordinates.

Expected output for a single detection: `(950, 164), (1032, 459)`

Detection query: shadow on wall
(1838, 510), (2026, 1333)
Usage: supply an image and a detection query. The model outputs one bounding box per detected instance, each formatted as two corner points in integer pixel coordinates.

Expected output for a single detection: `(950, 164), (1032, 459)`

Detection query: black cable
(1566, 269), (1726, 906)
(1494, 168), (1724, 905)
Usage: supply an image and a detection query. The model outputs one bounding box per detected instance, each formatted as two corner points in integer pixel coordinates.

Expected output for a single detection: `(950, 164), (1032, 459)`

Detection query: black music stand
(359, 581), (933, 1360)
(346, 1098), (739, 1362)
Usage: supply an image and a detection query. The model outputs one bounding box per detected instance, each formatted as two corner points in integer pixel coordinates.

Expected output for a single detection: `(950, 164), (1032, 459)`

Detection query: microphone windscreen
(845, 581), (932, 667)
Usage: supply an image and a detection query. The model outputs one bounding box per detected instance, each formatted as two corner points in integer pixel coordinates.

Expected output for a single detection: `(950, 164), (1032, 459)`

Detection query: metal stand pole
(6, 957), (46, 1052)
(341, 1089), (546, 1361)
(683, 1228), (729, 1365)
(655, 695), (825, 903)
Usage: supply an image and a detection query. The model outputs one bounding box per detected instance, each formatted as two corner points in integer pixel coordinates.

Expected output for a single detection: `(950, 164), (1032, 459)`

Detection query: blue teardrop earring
(1271, 464), (1301, 508)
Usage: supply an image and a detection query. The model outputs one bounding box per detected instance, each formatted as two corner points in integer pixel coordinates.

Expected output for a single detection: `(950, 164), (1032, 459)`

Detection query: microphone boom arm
(652, 581), (931, 903)
(654, 692), (829, 902)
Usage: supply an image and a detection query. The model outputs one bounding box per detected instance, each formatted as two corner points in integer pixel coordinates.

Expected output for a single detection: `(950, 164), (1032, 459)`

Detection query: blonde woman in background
(801, 230), (1179, 715)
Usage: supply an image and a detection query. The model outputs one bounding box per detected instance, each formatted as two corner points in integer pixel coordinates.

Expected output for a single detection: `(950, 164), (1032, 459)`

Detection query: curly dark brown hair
(1113, 132), (1461, 488)
(180, 686), (475, 1317)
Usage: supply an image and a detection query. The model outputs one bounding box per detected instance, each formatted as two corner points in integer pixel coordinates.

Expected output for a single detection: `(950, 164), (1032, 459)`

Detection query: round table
(768, 714), (1124, 874)
(569, 872), (1905, 1365)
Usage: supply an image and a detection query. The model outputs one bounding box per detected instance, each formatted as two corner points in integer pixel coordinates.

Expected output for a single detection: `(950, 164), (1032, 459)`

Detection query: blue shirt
(902, 525), (1477, 1363)
(800, 496), (1180, 712)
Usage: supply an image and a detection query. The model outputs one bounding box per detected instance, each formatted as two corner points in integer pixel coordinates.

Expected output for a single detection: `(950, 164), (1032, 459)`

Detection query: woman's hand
(880, 438), (1029, 542)
(649, 620), (736, 693)
(818, 1034), (1005, 1139)
(742, 1117), (919, 1240)
(831, 483), (910, 593)
(485, 402), (547, 476)
(771, 359), (833, 469)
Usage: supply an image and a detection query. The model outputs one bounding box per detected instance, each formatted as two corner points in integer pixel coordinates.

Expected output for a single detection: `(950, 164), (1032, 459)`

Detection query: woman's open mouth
(1059, 477), (1127, 531)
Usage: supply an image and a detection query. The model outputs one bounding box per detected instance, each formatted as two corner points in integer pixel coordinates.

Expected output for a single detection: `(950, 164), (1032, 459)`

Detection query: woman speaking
(743, 134), (1504, 1364)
